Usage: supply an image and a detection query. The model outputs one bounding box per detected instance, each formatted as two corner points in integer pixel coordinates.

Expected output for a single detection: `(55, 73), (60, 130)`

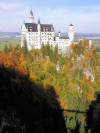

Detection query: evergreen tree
(4, 45), (9, 53)
(22, 37), (28, 55)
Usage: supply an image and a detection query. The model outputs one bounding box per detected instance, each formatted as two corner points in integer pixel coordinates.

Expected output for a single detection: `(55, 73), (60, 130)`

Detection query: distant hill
(58, 33), (100, 40)
(0, 32), (100, 40)
(75, 33), (100, 40)
(0, 32), (21, 38)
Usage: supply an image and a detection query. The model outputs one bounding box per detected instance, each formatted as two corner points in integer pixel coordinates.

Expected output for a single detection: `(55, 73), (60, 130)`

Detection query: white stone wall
(41, 32), (55, 45)
(21, 26), (73, 55)
(26, 32), (39, 49)
(21, 18), (74, 55)
(21, 30), (55, 50)
(68, 25), (74, 41)
(21, 24), (27, 47)
(54, 36), (72, 55)
(21, 10), (75, 56)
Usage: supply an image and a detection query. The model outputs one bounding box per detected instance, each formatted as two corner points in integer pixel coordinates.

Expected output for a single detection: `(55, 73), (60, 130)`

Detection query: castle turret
(68, 24), (74, 41)
(38, 18), (41, 32)
(38, 18), (41, 49)
(29, 9), (34, 23)
(21, 22), (27, 47)
(58, 32), (61, 37)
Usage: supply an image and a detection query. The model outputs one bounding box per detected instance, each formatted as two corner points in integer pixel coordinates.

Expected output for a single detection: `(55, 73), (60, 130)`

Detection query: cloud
(32, 8), (100, 33)
(0, 5), (100, 33)
(0, 2), (22, 11)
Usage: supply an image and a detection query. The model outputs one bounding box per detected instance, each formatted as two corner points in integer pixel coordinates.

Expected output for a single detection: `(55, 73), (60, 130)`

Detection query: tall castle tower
(38, 18), (41, 49)
(68, 24), (74, 41)
(38, 18), (41, 32)
(29, 9), (34, 23)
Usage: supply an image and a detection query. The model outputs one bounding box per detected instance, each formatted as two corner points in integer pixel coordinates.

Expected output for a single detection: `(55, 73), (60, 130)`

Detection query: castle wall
(21, 10), (74, 56)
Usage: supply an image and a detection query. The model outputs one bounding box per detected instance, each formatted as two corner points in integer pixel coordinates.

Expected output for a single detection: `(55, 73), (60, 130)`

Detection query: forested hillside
(0, 42), (100, 133)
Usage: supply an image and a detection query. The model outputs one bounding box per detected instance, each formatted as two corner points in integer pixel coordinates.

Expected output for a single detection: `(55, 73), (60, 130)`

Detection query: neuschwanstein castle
(21, 9), (74, 56)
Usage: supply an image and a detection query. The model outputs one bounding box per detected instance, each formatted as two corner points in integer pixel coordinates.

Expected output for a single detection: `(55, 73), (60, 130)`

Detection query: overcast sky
(0, 0), (100, 33)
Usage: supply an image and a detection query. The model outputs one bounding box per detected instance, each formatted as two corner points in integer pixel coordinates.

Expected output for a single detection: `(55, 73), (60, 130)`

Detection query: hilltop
(0, 42), (100, 132)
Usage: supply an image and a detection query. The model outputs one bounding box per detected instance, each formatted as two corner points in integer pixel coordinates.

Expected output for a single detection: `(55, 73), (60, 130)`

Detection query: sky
(0, 0), (100, 33)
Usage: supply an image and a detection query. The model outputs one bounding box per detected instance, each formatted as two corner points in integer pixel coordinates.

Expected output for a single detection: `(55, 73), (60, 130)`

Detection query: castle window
(30, 28), (32, 32)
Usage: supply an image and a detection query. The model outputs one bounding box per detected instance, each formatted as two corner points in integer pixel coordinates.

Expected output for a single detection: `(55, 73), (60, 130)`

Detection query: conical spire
(38, 18), (40, 24)
(29, 9), (34, 23)
(30, 9), (33, 16)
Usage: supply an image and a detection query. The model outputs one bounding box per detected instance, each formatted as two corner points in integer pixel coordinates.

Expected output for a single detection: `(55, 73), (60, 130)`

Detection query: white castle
(21, 9), (74, 55)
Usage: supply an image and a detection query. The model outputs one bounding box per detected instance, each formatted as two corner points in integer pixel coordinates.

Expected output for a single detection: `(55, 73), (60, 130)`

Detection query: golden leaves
(87, 89), (95, 102)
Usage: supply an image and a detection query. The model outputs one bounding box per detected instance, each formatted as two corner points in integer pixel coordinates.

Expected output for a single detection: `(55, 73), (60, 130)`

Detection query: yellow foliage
(29, 70), (38, 84)
(87, 89), (95, 102)
(64, 104), (68, 110)
(83, 116), (86, 124)
(43, 58), (56, 73)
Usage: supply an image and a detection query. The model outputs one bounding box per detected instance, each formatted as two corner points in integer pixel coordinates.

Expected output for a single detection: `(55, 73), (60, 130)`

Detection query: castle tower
(38, 18), (41, 49)
(21, 22), (27, 48)
(58, 32), (61, 37)
(68, 24), (74, 41)
(38, 18), (41, 32)
(29, 9), (34, 23)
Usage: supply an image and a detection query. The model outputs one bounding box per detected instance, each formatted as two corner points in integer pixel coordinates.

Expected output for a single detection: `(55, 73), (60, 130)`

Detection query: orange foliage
(83, 74), (88, 83)
(70, 62), (73, 68)
(64, 104), (68, 110)
(29, 69), (38, 84)
(80, 40), (90, 48)
(87, 90), (95, 101)
(59, 98), (68, 109)
(0, 51), (26, 75)
(83, 116), (86, 124)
